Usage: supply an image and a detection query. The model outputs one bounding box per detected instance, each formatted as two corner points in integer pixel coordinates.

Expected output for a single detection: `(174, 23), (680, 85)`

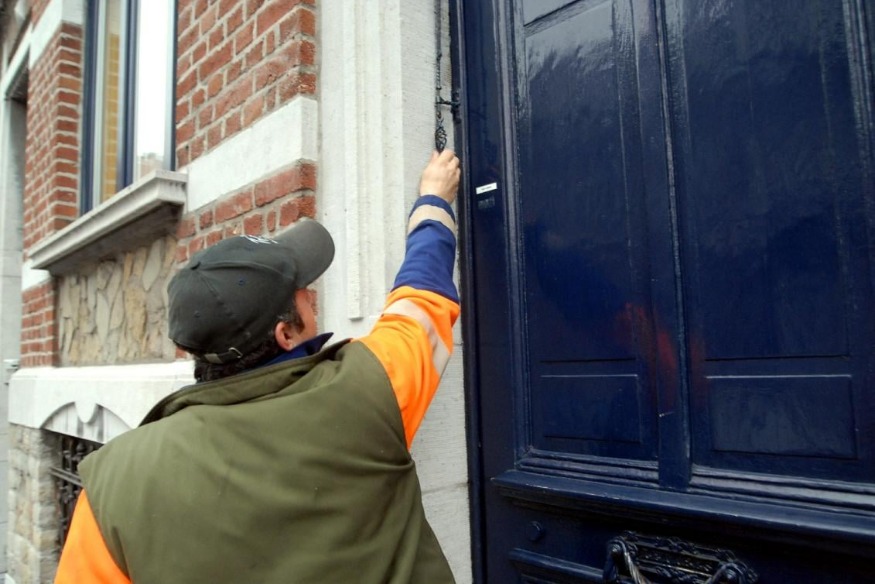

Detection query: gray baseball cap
(168, 219), (335, 364)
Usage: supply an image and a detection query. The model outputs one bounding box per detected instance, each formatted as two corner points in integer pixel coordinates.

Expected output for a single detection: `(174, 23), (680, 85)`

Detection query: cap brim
(276, 219), (335, 287)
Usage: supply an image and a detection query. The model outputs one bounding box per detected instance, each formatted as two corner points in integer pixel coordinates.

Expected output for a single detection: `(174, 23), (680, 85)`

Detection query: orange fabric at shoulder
(55, 490), (130, 584)
(360, 287), (460, 448)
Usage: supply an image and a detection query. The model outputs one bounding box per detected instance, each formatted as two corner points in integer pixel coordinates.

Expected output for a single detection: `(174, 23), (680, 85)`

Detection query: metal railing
(48, 434), (101, 546)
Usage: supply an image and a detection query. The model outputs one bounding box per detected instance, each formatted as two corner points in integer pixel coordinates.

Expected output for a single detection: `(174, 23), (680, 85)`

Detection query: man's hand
(419, 149), (461, 204)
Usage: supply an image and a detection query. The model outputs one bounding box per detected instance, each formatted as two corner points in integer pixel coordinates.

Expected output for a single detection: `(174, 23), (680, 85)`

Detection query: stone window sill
(29, 170), (188, 274)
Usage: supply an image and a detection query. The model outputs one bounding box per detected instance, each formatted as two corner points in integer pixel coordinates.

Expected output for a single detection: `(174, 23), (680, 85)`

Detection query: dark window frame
(79, 0), (176, 215)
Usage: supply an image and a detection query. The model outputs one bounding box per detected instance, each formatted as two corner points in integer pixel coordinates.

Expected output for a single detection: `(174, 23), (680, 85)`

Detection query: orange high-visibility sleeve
(55, 490), (130, 584)
(360, 286), (460, 448)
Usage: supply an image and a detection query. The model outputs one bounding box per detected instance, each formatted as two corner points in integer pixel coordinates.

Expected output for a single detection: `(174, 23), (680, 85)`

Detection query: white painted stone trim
(28, 169), (187, 271)
(28, 0), (85, 70)
(9, 360), (194, 441)
(185, 96), (318, 212)
(19, 260), (50, 291)
(321, 2), (471, 582)
(0, 28), (30, 99)
(321, 0), (430, 337)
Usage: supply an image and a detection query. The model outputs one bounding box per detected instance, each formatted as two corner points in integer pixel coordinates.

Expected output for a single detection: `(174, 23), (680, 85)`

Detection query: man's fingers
(437, 148), (456, 163)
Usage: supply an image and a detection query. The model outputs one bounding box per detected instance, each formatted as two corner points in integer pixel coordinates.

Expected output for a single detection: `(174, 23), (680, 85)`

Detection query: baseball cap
(168, 219), (335, 364)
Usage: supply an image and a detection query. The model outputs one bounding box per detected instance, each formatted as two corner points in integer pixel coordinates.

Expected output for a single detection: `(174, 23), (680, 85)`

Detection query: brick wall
(175, 0), (317, 168)
(174, 161), (316, 263)
(21, 23), (82, 367)
(22, 23), (82, 255)
(21, 281), (57, 368)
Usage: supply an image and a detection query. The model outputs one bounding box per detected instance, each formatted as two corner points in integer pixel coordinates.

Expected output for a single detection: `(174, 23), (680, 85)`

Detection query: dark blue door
(459, 0), (875, 581)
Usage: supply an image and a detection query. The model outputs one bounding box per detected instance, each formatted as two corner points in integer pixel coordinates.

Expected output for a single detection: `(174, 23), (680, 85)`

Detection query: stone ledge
(9, 361), (194, 442)
(29, 170), (187, 275)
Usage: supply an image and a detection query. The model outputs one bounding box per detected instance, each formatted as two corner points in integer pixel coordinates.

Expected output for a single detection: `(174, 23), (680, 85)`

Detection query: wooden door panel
(669, 0), (875, 484)
(520, 0), (659, 462)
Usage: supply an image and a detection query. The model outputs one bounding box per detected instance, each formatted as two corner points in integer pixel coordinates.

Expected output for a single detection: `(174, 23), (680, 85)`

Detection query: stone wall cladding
(8, 425), (61, 584)
(57, 236), (179, 366)
(175, 0), (317, 168)
(22, 23), (83, 256)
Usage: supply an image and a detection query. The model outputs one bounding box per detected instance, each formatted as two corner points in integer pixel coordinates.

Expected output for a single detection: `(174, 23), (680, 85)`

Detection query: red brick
(278, 198), (301, 226)
(177, 53), (193, 79)
(254, 56), (284, 90)
(178, 70), (197, 98)
(283, 40), (315, 66)
(215, 190), (254, 222)
(242, 94), (264, 126)
(199, 43), (232, 80)
(207, 72), (224, 98)
(256, 0), (304, 37)
(189, 236), (206, 256)
(246, 0), (266, 19)
(192, 40), (208, 65)
(200, 4), (218, 35)
(199, 209), (214, 229)
(243, 213), (264, 235)
(254, 163), (316, 206)
(55, 119), (78, 133)
(278, 72), (316, 102)
(207, 123), (222, 149)
(234, 23), (254, 53)
(191, 88), (207, 109)
(177, 216), (197, 238)
(177, 145), (191, 168)
(206, 230), (223, 246)
(58, 76), (81, 92)
(227, 60), (243, 84)
(178, 119), (195, 143)
(209, 27), (225, 52)
(224, 110), (242, 137)
(178, 5), (193, 33)
(220, 0), (238, 15)
(178, 25), (199, 57)
(190, 136), (206, 160)
(176, 100), (190, 122)
(214, 79), (252, 119)
(227, 7), (244, 34)
(54, 175), (78, 189)
(279, 7), (316, 39)
(266, 210), (277, 231)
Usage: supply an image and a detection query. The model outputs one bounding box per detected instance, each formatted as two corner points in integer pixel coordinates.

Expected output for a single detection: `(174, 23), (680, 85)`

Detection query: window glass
(95, 0), (123, 203)
(82, 0), (174, 211)
(133, 2), (172, 181)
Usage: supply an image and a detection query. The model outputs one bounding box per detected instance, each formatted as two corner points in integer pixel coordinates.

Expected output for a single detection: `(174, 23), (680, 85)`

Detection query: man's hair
(177, 296), (306, 382)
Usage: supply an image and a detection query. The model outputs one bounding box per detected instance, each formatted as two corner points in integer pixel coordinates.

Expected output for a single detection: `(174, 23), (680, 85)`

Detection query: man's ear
(274, 321), (297, 351)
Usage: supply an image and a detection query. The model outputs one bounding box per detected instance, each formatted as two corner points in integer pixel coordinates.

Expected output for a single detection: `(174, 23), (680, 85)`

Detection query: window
(81, 0), (175, 212)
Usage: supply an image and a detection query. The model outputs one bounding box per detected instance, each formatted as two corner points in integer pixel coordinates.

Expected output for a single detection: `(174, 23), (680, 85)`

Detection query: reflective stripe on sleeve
(407, 203), (456, 237)
(383, 298), (451, 375)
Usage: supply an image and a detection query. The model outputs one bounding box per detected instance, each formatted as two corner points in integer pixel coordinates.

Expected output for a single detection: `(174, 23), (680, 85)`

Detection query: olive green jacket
(79, 341), (454, 583)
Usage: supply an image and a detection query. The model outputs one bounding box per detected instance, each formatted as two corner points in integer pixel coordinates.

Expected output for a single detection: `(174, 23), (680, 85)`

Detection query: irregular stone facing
(57, 235), (178, 366)
(8, 425), (60, 584)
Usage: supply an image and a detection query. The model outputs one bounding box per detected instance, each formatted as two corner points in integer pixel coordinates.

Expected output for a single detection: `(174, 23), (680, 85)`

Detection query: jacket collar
(140, 339), (350, 426)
